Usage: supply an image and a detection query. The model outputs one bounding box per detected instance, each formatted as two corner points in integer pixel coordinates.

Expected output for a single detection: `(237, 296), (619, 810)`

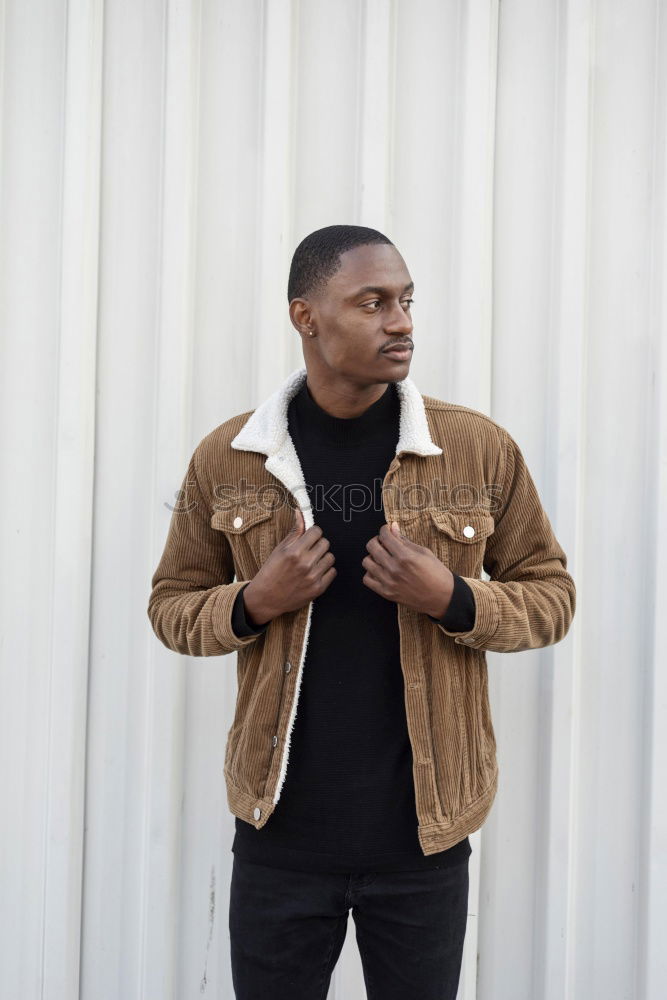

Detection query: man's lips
(382, 343), (413, 355)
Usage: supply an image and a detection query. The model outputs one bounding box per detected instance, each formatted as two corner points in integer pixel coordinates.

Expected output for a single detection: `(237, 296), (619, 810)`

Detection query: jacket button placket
(407, 679), (431, 766)
(388, 453), (441, 827)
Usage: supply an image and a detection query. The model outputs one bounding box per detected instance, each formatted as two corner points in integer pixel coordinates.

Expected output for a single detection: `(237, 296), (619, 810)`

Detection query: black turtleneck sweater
(230, 378), (475, 873)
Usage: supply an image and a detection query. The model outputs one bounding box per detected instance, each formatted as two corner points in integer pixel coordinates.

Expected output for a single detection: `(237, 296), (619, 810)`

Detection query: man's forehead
(330, 243), (412, 291)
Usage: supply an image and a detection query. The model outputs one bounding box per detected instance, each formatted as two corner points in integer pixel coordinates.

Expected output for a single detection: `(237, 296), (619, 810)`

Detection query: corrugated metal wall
(1, 1), (665, 997)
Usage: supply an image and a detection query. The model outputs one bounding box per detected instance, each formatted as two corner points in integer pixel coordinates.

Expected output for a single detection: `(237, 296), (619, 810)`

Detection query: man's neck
(304, 374), (391, 419)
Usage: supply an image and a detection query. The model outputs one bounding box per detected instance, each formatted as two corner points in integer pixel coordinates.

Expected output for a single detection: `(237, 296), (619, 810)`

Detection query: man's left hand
(362, 521), (454, 618)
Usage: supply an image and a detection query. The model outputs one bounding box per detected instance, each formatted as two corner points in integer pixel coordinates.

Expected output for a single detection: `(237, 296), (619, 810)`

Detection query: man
(147, 224), (576, 999)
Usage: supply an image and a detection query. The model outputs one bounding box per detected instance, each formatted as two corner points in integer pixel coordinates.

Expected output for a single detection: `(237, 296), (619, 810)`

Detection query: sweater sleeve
(427, 573), (476, 632)
(231, 583), (271, 638)
(435, 430), (576, 652)
(147, 449), (268, 656)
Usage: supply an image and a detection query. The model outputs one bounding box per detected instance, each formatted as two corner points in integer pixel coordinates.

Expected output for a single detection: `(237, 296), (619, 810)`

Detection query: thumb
(290, 506), (306, 536)
(390, 520), (411, 544)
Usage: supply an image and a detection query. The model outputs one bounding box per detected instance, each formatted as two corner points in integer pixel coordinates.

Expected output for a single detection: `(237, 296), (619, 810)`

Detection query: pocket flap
(429, 510), (495, 543)
(211, 503), (273, 534)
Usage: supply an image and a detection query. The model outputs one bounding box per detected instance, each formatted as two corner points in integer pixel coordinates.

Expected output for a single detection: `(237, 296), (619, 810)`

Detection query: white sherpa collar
(231, 365), (441, 458)
(230, 366), (442, 525)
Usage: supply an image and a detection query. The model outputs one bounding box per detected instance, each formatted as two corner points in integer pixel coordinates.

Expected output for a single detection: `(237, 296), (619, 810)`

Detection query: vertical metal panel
(45, 5), (105, 997)
(640, 6), (667, 995)
(357, 0), (395, 224)
(2, 1), (666, 998)
(293, 0), (364, 234)
(143, 1), (201, 998)
(479, 2), (561, 997)
(392, 0), (463, 393)
(253, 0), (297, 401)
(571, 2), (658, 997)
(536, 2), (591, 997)
(0, 2), (97, 1000)
(79, 2), (168, 999)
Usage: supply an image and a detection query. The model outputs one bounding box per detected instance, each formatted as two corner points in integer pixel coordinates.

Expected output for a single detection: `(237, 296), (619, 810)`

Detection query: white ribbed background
(1, 1), (665, 998)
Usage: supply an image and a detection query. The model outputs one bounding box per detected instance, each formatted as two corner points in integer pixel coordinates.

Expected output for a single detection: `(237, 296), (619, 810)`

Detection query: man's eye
(362, 298), (414, 311)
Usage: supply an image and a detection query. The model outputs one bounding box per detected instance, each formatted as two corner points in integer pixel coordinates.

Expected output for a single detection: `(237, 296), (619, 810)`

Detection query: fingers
(361, 571), (383, 595)
(288, 516), (324, 551)
(365, 531), (395, 569)
(317, 549), (336, 571)
(305, 540), (335, 577)
(308, 549), (336, 593)
(317, 564), (337, 592)
(377, 522), (405, 552)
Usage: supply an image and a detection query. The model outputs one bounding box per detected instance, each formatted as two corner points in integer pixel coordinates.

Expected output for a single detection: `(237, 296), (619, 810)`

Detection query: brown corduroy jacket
(147, 366), (576, 855)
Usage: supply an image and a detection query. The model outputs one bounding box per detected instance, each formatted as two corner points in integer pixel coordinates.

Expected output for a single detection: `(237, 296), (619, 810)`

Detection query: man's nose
(385, 301), (413, 334)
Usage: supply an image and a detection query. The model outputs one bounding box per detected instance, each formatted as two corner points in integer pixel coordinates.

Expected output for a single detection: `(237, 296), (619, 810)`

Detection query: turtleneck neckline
(290, 377), (400, 447)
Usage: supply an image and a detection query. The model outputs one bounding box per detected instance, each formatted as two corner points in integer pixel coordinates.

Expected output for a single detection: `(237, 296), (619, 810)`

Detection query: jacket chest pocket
(210, 502), (276, 579)
(427, 509), (495, 578)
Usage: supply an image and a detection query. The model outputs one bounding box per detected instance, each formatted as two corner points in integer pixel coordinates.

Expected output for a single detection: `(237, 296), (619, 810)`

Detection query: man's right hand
(242, 507), (337, 626)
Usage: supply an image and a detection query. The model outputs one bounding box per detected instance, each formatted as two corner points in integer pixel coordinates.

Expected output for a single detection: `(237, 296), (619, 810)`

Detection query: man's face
(296, 243), (415, 384)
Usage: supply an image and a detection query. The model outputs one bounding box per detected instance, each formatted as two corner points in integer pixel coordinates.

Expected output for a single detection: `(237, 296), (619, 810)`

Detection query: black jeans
(229, 853), (469, 1000)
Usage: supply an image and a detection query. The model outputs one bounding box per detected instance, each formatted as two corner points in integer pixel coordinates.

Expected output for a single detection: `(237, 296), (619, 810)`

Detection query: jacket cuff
(435, 577), (500, 647)
(231, 584), (271, 638)
(428, 574), (476, 632)
(212, 581), (268, 650)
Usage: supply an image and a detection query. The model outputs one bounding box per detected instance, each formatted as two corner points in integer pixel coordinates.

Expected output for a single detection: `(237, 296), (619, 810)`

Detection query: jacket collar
(231, 365), (442, 459)
(230, 366), (442, 524)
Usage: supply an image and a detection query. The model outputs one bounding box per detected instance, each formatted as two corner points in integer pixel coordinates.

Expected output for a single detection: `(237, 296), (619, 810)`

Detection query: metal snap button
(284, 661), (292, 673)
(253, 806), (261, 820)
(233, 516), (243, 528)
(272, 735), (278, 747)
(463, 525), (475, 538)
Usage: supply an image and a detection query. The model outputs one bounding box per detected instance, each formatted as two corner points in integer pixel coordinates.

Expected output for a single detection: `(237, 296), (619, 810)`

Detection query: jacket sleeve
(147, 449), (267, 656)
(436, 430), (576, 653)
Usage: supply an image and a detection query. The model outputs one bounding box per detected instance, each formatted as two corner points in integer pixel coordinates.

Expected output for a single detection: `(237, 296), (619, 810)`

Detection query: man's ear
(289, 298), (313, 335)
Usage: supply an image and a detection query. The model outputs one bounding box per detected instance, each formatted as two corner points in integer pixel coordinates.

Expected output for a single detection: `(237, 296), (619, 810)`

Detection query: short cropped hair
(287, 224), (394, 302)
